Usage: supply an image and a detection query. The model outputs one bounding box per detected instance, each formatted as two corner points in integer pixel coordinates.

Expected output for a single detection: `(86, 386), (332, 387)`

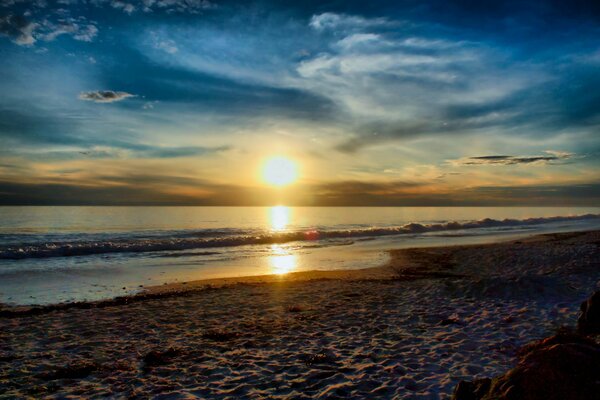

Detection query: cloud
(296, 13), (546, 153)
(80, 142), (231, 159)
(140, 145), (230, 158)
(150, 0), (215, 13)
(2, 177), (598, 206)
(78, 90), (136, 103)
(336, 33), (382, 49)
(0, 13), (99, 45)
(335, 122), (429, 153)
(111, 1), (135, 14)
(309, 13), (393, 31)
(72, 23), (98, 41)
(0, 180), (210, 206)
(136, 8), (576, 155)
(95, 0), (216, 14)
(142, 101), (157, 109)
(0, 0), (215, 49)
(42, 19), (98, 42)
(466, 183), (600, 205)
(450, 151), (574, 166)
(154, 37), (178, 54)
(1, 144), (231, 162)
(0, 14), (37, 45)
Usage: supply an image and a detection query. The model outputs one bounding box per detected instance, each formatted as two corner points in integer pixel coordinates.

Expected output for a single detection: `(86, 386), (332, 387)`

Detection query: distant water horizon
(1, 206), (599, 305)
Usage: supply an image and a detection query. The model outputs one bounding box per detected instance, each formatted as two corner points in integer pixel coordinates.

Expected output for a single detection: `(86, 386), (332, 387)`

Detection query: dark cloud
(0, 173), (261, 206)
(1, 178), (598, 206)
(78, 90), (136, 103)
(0, 13), (36, 45)
(0, 181), (209, 206)
(309, 181), (600, 206)
(453, 151), (574, 166)
(466, 183), (600, 206)
(0, 12), (98, 46)
(315, 180), (425, 194)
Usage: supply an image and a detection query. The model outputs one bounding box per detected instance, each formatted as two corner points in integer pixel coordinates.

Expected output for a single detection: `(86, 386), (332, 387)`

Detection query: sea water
(1, 206), (599, 305)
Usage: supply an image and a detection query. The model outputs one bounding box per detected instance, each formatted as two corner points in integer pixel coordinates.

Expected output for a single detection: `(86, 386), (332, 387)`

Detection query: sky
(0, 0), (599, 206)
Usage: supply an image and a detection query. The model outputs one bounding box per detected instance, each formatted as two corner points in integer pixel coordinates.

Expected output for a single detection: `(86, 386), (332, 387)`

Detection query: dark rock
(517, 330), (596, 357)
(452, 333), (600, 400)
(453, 379), (491, 400)
(577, 291), (600, 334)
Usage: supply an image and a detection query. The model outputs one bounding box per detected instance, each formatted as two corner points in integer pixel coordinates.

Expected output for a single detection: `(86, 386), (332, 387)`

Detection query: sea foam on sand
(0, 231), (599, 399)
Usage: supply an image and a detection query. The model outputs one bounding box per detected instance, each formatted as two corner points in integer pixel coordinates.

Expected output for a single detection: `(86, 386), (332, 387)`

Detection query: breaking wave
(1, 214), (598, 260)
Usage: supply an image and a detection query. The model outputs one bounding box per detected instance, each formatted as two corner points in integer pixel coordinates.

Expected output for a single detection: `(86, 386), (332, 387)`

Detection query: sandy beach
(1, 230), (599, 399)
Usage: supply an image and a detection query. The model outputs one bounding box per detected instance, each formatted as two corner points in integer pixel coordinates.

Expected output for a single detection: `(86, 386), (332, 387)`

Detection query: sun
(262, 156), (298, 187)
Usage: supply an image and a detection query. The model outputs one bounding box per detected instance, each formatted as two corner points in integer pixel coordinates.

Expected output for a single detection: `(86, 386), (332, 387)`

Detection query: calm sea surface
(1, 206), (599, 305)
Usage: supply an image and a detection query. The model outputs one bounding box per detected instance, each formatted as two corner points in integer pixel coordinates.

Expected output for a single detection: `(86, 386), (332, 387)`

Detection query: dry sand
(1, 230), (599, 399)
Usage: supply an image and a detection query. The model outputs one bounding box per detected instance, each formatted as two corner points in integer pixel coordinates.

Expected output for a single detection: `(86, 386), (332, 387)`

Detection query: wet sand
(1, 230), (599, 399)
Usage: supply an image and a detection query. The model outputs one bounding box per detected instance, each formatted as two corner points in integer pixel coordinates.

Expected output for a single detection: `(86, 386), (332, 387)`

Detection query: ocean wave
(0, 214), (598, 260)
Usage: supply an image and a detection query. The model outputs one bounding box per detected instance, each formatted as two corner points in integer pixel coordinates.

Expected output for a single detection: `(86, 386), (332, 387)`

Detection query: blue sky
(0, 0), (599, 205)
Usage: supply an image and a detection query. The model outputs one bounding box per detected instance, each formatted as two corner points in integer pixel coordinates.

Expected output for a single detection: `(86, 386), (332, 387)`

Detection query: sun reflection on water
(269, 244), (296, 275)
(269, 205), (290, 231)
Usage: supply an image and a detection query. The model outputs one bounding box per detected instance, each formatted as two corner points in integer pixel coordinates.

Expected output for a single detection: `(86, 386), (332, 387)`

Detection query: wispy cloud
(70, 144), (229, 159)
(309, 12), (394, 31)
(109, 0), (216, 14)
(154, 37), (178, 54)
(41, 18), (98, 42)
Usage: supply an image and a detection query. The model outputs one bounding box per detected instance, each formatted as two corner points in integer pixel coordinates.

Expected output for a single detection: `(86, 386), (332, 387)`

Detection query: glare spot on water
(270, 244), (296, 275)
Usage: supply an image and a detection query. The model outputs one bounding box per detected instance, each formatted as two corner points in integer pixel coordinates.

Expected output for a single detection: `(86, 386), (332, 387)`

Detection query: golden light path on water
(268, 206), (297, 274)
(269, 205), (290, 231)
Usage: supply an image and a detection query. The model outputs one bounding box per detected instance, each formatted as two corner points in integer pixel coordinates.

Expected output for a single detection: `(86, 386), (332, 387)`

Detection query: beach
(1, 230), (599, 399)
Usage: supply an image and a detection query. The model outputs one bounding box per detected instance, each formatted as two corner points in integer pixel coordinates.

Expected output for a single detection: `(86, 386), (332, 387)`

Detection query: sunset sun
(262, 156), (299, 187)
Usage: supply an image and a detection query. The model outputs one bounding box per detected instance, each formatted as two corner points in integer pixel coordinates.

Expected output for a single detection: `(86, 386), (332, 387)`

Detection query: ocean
(1, 206), (599, 305)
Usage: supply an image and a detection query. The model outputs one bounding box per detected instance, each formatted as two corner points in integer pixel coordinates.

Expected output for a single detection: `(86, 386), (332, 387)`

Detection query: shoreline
(2, 216), (599, 306)
(2, 229), (597, 315)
